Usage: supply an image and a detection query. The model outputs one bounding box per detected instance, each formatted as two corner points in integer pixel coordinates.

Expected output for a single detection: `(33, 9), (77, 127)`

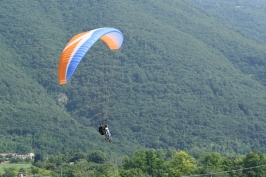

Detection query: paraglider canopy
(58, 27), (124, 85)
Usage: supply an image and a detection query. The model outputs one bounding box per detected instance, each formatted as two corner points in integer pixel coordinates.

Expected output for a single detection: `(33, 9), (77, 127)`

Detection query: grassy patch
(0, 163), (31, 175)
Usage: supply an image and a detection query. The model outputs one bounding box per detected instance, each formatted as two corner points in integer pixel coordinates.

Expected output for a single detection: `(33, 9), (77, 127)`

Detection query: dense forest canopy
(0, 0), (266, 157)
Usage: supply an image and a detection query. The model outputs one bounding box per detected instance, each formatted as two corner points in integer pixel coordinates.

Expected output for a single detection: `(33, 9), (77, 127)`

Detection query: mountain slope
(1, 0), (266, 155)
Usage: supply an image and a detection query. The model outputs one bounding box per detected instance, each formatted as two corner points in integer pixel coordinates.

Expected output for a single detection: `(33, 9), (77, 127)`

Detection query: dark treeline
(2, 149), (266, 177)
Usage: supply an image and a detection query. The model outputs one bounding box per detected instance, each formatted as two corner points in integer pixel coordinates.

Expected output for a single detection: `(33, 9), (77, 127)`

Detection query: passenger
(104, 124), (112, 143)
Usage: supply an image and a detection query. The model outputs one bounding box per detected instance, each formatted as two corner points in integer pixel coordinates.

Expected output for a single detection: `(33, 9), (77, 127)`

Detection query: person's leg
(108, 133), (112, 142)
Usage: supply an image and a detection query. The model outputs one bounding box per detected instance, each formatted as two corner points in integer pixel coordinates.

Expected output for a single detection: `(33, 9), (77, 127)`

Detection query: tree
(9, 157), (23, 163)
(34, 160), (45, 168)
(0, 156), (4, 163)
(69, 151), (86, 162)
(87, 150), (107, 164)
(122, 149), (165, 176)
(16, 144), (32, 154)
(24, 157), (32, 163)
(31, 166), (52, 176)
(34, 153), (44, 164)
(167, 151), (196, 177)
(94, 162), (119, 177)
(120, 168), (148, 177)
(18, 168), (26, 175)
(203, 152), (225, 171)
(2, 167), (17, 177)
(45, 162), (57, 171)
(242, 151), (266, 177)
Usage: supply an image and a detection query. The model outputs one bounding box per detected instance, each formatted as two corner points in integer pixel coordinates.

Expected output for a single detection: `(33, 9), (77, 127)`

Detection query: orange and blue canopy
(58, 27), (123, 85)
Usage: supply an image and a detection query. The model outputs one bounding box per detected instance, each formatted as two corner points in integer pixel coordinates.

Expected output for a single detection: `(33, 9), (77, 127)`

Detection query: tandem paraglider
(58, 27), (123, 142)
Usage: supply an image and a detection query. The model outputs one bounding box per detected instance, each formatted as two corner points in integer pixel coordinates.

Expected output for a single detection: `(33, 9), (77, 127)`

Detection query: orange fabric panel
(58, 40), (81, 84)
(65, 31), (89, 46)
(100, 35), (119, 50)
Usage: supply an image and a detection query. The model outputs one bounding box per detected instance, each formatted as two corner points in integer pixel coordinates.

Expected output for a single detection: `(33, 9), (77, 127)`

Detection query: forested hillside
(1, 0), (266, 157)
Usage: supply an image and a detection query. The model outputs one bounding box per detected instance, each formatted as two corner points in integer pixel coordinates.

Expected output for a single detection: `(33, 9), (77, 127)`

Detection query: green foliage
(242, 151), (266, 177)
(31, 166), (52, 176)
(0, 0), (266, 156)
(167, 151), (196, 176)
(87, 150), (107, 164)
(24, 149), (266, 177)
(203, 152), (225, 171)
(69, 151), (86, 163)
(0, 164), (31, 176)
(1, 167), (17, 177)
(123, 149), (166, 176)
(120, 168), (149, 177)
(33, 153), (44, 164)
